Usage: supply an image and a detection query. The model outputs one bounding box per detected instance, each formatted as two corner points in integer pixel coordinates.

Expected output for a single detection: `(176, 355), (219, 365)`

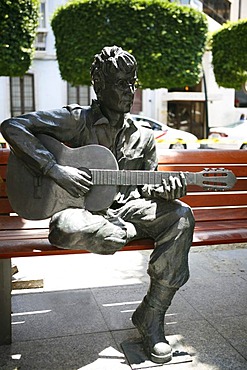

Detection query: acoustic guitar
(6, 135), (237, 220)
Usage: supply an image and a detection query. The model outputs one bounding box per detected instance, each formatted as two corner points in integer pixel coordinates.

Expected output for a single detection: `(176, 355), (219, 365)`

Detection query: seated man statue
(1, 45), (195, 364)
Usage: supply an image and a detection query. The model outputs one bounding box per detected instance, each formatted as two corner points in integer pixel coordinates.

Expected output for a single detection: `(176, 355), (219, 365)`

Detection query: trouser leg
(112, 198), (195, 363)
(111, 198), (195, 289)
(132, 279), (177, 363)
(48, 208), (136, 254)
(48, 198), (194, 363)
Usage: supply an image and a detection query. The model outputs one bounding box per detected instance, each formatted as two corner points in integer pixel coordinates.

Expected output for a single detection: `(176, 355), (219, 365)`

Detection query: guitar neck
(90, 169), (196, 186)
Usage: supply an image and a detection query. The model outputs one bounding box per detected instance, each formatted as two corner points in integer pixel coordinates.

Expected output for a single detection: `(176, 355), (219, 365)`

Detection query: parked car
(208, 120), (247, 150)
(131, 114), (200, 150)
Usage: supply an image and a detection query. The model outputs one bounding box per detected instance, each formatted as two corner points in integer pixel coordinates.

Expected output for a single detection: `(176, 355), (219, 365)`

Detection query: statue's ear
(92, 76), (105, 99)
(92, 79), (100, 95)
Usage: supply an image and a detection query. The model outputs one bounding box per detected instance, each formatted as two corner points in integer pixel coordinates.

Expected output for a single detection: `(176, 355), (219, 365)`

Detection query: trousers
(49, 198), (195, 290)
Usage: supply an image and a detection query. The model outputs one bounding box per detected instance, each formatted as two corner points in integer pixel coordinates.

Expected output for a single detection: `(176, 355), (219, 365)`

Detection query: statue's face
(99, 69), (137, 114)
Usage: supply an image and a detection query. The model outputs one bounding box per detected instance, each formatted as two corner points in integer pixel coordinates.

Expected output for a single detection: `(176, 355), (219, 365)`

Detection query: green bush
(0, 0), (39, 77)
(212, 19), (247, 89)
(51, 0), (208, 89)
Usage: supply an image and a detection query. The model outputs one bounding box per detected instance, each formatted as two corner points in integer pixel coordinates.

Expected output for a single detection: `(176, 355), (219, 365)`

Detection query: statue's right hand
(47, 164), (93, 198)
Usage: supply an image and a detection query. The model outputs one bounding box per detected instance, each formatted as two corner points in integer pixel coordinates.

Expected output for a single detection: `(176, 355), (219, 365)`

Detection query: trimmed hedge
(51, 0), (208, 89)
(0, 0), (39, 77)
(212, 19), (247, 90)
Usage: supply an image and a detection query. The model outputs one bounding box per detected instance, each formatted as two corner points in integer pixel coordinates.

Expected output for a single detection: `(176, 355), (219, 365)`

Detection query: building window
(170, 0), (203, 11)
(35, 32), (47, 51)
(38, 1), (46, 28)
(35, 0), (47, 51)
(10, 74), (35, 117)
(168, 101), (205, 138)
(170, 1), (230, 24)
(235, 89), (247, 108)
(202, 0), (231, 24)
(67, 84), (91, 106)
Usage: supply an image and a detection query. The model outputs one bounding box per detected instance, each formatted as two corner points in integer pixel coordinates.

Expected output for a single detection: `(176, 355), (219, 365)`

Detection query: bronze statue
(1, 46), (195, 364)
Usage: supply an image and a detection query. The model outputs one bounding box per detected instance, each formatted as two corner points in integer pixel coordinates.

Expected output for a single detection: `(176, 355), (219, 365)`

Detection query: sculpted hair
(91, 45), (137, 87)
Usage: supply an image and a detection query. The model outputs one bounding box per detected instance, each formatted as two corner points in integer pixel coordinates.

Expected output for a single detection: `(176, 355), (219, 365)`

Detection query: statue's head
(91, 46), (137, 113)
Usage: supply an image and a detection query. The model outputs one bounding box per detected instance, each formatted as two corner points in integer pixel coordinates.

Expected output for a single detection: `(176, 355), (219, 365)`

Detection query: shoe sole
(151, 351), (172, 364)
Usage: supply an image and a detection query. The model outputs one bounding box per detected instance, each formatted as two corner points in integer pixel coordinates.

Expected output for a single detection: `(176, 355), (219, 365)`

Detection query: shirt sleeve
(141, 130), (161, 199)
(0, 107), (83, 174)
(143, 128), (159, 171)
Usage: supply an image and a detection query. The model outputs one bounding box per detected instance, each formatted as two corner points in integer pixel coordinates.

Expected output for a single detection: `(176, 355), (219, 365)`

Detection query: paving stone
(12, 289), (108, 342)
(0, 332), (130, 369)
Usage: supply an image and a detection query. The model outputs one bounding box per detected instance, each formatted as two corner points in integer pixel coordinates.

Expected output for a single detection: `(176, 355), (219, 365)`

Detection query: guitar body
(7, 135), (118, 220)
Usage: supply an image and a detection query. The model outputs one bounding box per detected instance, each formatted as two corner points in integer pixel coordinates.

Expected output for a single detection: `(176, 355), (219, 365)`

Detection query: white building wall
(32, 0), (67, 110)
(203, 0), (247, 127)
(0, 78), (10, 121)
(230, 0), (247, 20)
(139, 89), (168, 125)
(31, 59), (67, 110)
(203, 50), (242, 127)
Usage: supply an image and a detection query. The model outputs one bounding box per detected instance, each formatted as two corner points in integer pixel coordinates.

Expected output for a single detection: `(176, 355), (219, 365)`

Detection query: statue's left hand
(156, 172), (187, 200)
(142, 172), (187, 200)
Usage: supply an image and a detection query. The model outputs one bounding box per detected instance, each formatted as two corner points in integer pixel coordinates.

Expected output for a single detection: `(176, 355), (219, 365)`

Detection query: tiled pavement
(0, 244), (246, 369)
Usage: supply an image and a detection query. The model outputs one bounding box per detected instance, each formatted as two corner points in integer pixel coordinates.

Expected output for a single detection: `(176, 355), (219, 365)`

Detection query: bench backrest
(1, 148), (247, 222)
(158, 150), (247, 222)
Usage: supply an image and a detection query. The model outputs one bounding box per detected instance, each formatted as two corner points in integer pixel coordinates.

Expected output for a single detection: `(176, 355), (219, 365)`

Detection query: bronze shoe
(132, 300), (172, 364)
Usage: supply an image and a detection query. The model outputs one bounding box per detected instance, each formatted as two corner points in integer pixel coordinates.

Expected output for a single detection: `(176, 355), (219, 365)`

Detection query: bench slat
(1, 219), (246, 241)
(1, 193), (246, 218)
(0, 149), (9, 164)
(0, 199), (13, 214)
(0, 216), (49, 230)
(193, 207), (247, 221)
(0, 207), (246, 233)
(158, 164), (247, 177)
(158, 149), (247, 164)
(187, 179), (247, 192)
(183, 192), (247, 207)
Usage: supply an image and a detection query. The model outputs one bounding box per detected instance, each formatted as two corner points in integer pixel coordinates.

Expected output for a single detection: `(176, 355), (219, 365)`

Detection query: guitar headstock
(196, 168), (237, 191)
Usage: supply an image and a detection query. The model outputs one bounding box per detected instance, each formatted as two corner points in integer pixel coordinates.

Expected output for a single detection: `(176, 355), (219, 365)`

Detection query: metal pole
(202, 69), (209, 138)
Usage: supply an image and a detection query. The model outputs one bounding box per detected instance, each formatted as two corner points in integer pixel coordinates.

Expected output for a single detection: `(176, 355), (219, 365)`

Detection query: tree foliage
(0, 0), (39, 77)
(211, 19), (247, 90)
(51, 0), (208, 89)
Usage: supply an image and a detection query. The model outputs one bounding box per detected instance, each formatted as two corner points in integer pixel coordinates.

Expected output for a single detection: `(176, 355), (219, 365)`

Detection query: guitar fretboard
(90, 169), (194, 186)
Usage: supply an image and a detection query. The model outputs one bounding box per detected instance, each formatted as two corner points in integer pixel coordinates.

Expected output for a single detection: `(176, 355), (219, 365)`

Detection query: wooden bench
(1, 148), (247, 345)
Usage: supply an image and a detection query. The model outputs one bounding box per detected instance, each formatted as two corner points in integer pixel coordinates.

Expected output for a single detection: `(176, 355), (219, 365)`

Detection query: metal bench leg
(0, 258), (12, 345)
